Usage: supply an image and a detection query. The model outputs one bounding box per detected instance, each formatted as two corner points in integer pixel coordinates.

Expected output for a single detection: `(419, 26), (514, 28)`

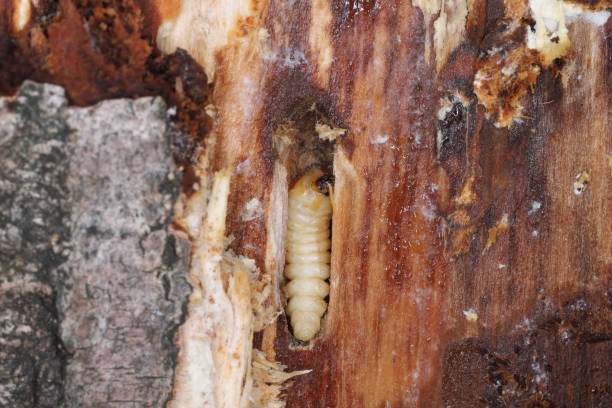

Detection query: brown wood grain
(203, 1), (612, 406)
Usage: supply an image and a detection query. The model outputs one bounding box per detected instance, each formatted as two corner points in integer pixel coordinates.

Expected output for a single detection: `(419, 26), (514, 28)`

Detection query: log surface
(157, 0), (611, 406)
(1, 0), (611, 406)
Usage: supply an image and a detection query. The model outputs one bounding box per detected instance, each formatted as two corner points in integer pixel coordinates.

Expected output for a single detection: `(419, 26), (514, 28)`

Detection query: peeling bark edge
(0, 81), (191, 408)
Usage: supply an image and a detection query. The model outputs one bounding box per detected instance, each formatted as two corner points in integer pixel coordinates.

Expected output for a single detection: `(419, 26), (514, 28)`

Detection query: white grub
(573, 171), (591, 195)
(285, 169), (332, 342)
(463, 309), (478, 322)
(315, 123), (345, 141)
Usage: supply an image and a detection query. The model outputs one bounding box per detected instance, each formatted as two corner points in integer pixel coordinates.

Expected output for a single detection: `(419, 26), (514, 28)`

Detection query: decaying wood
(1, 0), (611, 406)
(156, 0), (612, 406)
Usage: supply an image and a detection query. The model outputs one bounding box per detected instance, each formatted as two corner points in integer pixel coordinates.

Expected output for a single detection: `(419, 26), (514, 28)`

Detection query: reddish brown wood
(205, 1), (611, 406)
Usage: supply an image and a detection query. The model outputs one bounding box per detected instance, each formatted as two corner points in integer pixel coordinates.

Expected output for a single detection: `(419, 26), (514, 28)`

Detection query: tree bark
(1, 0), (611, 407)
(0, 81), (190, 407)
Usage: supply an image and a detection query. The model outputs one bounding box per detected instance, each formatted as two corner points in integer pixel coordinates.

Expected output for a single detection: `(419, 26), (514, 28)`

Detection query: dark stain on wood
(442, 298), (611, 407)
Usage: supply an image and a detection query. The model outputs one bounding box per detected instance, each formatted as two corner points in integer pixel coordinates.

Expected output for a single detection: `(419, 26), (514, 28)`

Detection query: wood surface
(157, 0), (612, 406)
(2, 0), (611, 406)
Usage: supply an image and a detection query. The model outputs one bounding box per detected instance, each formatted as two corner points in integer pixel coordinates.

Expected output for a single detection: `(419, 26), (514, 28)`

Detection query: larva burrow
(285, 168), (332, 342)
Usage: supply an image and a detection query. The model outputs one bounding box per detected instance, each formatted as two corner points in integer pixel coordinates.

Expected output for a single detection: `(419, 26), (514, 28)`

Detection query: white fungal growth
(285, 169), (332, 341)
(463, 309), (478, 322)
(526, 0), (611, 67)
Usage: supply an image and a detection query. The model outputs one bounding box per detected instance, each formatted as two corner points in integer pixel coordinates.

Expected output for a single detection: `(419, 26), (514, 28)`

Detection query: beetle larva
(285, 168), (332, 341)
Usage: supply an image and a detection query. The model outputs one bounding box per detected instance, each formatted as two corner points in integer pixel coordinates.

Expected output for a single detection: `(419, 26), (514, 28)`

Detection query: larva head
(316, 175), (334, 195)
(289, 169), (332, 213)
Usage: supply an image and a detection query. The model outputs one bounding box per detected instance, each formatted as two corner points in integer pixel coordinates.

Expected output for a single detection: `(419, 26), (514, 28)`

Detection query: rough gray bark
(0, 82), (69, 408)
(0, 81), (190, 407)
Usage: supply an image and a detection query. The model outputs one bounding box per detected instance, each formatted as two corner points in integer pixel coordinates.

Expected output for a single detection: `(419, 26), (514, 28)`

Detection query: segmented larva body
(285, 169), (332, 341)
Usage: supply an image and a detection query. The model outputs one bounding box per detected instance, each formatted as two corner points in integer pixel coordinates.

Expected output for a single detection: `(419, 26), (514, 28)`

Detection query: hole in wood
(273, 103), (339, 345)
